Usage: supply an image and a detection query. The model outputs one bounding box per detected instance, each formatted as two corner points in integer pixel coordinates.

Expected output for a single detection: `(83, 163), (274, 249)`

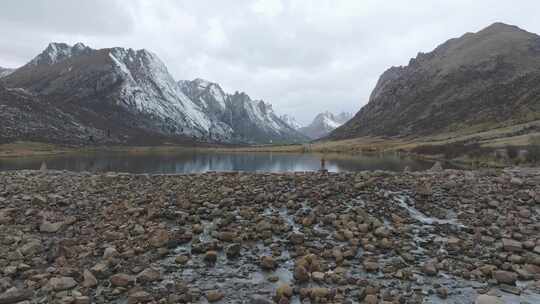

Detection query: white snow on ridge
(107, 48), (229, 138)
(322, 115), (342, 129)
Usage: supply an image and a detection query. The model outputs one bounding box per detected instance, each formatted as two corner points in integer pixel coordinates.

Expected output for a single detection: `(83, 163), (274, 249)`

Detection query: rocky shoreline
(1, 168), (540, 303)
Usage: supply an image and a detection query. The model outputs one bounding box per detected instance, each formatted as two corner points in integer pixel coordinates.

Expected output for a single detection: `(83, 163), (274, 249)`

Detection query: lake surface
(0, 151), (441, 173)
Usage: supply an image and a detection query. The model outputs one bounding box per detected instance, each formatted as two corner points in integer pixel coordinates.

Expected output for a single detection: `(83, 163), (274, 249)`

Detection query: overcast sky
(1, 0), (539, 124)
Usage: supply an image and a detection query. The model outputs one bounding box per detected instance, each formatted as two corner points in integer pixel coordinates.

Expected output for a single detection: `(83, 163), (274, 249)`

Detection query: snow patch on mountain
(28, 42), (93, 66)
(180, 79), (307, 143)
(280, 114), (301, 130)
(107, 48), (230, 138)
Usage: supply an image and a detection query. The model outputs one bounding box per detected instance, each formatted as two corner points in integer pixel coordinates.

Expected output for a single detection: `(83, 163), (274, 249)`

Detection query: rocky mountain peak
(280, 114), (301, 130)
(330, 22), (540, 140)
(28, 42), (94, 66)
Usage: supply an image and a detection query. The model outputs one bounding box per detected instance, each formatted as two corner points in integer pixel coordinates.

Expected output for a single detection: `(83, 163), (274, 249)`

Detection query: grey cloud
(1, 0), (540, 124)
(0, 0), (134, 36)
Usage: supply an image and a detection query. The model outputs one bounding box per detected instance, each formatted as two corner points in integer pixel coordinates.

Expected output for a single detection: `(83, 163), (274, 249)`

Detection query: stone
(436, 287), (448, 299)
(39, 221), (63, 233)
(111, 273), (133, 287)
(225, 243), (241, 259)
(82, 270), (98, 288)
(137, 268), (160, 283)
(0, 289), (32, 304)
(175, 255), (190, 264)
(364, 294), (378, 304)
(310, 287), (330, 299)
(90, 262), (109, 278)
(289, 233), (305, 245)
(127, 291), (152, 304)
(312, 272), (325, 282)
(206, 290), (224, 302)
(423, 261), (438, 276)
(47, 276), (78, 291)
(261, 256), (276, 270)
(430, 161), (443, 171)
(19, 240), (42, 256)
(249, 295), (273, 304)
(74, 296), (91, 304)
(276, 284), (293, 299)
(475, 295), (504, 304)
(103, 247), (119, 259)
(204, 251), (218, 264)
(149, 229), (169, 248)
(218, 232), (235, 242)
(502, 238), (522, 252)
(493, 270), (517, 285)
(294, 266), (310, 283)
(363, 261), (379, 272)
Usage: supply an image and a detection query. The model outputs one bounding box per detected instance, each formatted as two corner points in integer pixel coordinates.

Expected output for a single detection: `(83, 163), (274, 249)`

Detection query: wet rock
(436, 287), (448, 299)
(260, 256), (276, 270)
(206, 290), (224, 302)
(310, 287), (330, 299)
(475, 295), (504, 304)
(149, 229), (169, 248)
(493, 270), (517, 285)
(204, 251), (218, 264)
(175, 255), (190, 264)
(276, 284), (293, 299)
(225, 243), (241, 259)
(423, 261), (438, 276)
(289, 232), (305, 245)
(137, 268), (160, 283)
(294, 266), (310, 283)
(312, 271), (325, 282)
(363, 261), (379, 272)
(249, 295), (273, 304)
(218, 231), (236, 242)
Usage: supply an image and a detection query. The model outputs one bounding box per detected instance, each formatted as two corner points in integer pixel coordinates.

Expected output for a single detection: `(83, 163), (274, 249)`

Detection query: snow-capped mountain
(28, 42), (93, 66)
(299, 111), (352, 139)
(0, 67), (14, 78)
(0, 42), (305, 144)
(280, 114), (301, 130)
(179, 79), (307, 143)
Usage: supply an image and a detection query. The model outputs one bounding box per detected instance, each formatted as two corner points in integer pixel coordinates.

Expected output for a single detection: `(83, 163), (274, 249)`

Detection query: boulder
(475, 295), (504, 304)
(47, 276), (77, 291)
(493, 270), (517, 285)
(206, 290), (224, 302)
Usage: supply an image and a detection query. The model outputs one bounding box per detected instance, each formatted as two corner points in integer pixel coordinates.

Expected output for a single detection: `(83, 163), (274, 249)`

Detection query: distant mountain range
(299, 112), (352, 139)
(0, 43), (306, 145)
(330, 22), (540, 140)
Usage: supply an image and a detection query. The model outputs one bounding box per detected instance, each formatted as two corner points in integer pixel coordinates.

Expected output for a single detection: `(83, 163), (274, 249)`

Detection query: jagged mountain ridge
(300, 111), (352, 139)
(330, 22), (540, 140)
(279, 114), (301, 130)
(1, 42), (304, 144)
(179, 79), (307, 143)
